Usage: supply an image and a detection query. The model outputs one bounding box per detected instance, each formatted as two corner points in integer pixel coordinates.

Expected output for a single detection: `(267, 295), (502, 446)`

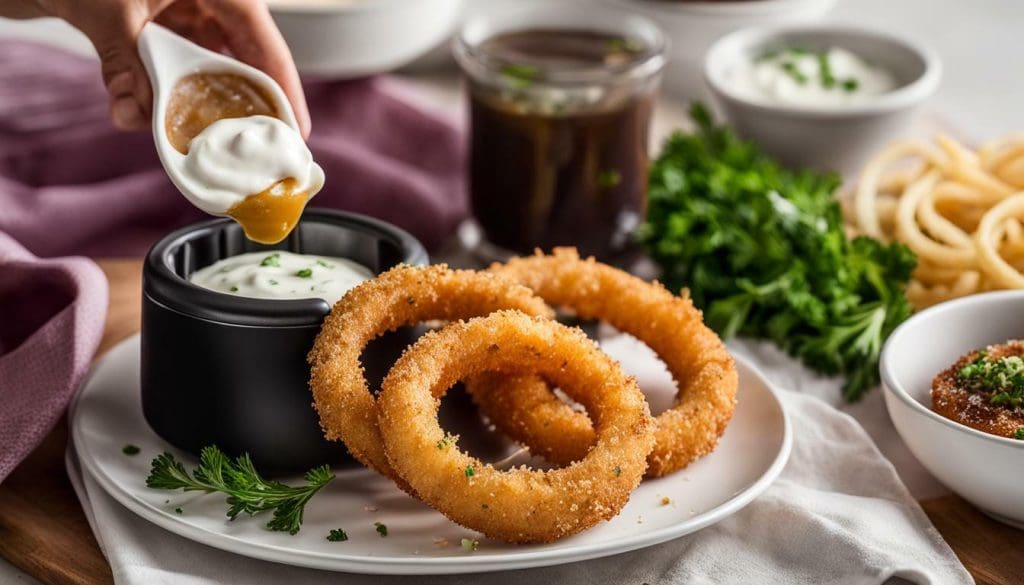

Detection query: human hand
(5, 0), (310, 137)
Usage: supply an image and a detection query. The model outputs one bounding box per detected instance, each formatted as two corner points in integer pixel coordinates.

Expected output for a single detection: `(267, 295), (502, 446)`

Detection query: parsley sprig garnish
(146, 446), (334, 535)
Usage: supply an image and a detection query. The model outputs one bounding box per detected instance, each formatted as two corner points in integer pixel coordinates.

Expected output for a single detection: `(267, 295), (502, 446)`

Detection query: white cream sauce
(190, 251), (371, 305)
(728, 47), (896, 108)
(181, 115), (324, 215)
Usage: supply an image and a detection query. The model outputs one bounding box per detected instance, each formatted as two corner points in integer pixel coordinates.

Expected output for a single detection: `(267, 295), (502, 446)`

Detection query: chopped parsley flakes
(374, 522), (388, 537)
(957, 352), (1024, 408)
(122, 444), (141, 456)
(327, 528), (348, 542)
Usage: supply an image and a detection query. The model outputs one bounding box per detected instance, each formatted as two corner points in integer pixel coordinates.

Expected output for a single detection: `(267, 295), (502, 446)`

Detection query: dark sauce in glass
(467, 29), (659, 261)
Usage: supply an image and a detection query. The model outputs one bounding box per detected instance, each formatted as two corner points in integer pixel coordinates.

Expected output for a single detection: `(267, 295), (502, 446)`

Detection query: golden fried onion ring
(307, 265), (552, 485)
(377, 311), (655, 543)
(467, 248), (738, 477)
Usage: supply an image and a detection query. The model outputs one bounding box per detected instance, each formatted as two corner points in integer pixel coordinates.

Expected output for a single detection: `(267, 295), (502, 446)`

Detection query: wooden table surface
(0, 259), (1021, 585)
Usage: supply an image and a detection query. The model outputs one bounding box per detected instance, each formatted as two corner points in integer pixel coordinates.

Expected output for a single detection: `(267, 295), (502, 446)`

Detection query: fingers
(202, 0), (311, 138)
(155, 0), (229, 54)
(58, 0), (175, 130)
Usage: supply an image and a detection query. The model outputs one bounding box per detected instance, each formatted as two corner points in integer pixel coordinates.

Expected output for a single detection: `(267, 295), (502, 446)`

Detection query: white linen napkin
(66, 332), (971, 585)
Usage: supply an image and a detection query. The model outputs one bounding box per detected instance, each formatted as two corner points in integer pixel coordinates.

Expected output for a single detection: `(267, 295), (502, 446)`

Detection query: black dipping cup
(141, 209), (428, 475)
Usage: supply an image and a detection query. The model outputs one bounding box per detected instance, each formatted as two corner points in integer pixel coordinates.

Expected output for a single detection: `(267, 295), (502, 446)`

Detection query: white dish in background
(267, 0), (464, 78)
(608, 0), (836, 99)
(704, 25), (941, 174)
(881, 291), (1024, 529)
(70, 334), (790, 575)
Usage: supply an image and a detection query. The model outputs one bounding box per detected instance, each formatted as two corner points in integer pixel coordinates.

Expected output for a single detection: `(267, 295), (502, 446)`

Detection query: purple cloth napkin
(0, 40), (468, 257)
(0, 39), (467, 481)
(0, 231), (107, 482)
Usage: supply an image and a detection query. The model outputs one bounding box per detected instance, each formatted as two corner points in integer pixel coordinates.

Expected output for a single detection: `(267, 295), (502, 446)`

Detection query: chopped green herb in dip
(327, 528), (348, 542)
(957, 352), (1024, 408)
(733, 46), (895, 108)
(122, 444), (141, 456)
(190, 251), (372, 305)
(374, 522), (388, 537)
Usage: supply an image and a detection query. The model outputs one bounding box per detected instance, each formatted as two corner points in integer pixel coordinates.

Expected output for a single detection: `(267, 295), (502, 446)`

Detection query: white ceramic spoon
(137, 23), (301, 215)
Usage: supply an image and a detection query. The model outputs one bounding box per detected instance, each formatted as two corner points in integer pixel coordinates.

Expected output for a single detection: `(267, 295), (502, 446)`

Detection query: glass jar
(455, 3), (666, 261)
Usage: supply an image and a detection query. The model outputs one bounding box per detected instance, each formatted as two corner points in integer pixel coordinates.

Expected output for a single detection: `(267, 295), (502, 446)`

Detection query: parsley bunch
(147, 446), (334, 534)
(639, 104), (916, 400)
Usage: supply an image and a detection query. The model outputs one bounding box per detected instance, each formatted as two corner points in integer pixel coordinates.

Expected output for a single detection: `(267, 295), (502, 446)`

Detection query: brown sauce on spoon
(164, 72), (307, 244)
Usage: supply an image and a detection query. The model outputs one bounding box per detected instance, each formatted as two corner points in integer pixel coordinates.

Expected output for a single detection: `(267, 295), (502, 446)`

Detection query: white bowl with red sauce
(880, 291), (1024, 529)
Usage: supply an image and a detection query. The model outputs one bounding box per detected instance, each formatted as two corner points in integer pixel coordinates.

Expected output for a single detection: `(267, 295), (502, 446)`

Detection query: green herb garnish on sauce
(374, 522), (388, 537)
(327, 528), (349, 542)
(295, 268), (313, 278)
(123, 444), (141, 456)
(781, 61), (807, 84)
(817, 52), (836, 88)
(957, 352), (1024, 408)
(260, 253), (281, 267)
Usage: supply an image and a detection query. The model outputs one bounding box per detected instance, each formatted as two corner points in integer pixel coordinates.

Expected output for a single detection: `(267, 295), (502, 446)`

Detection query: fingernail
(111, 97), (145, 130)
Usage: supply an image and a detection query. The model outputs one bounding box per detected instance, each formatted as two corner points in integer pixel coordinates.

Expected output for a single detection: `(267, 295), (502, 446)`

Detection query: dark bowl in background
(141, 209), (429, 474)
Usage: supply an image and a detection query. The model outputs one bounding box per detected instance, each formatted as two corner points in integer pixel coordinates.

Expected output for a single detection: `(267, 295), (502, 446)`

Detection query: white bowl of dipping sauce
(880, 291), (1024, 529)
(266, 0), (465, 77)
(704, 25), (941, 174)
(608, 0), (836, 99)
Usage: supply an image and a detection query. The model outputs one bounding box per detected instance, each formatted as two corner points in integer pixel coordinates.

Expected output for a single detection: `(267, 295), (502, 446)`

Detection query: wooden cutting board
(0, 259), (1020, 585)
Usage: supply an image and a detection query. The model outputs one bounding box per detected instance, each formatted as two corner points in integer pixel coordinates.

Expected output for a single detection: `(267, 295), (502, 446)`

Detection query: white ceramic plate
(70, 334), (790, 575)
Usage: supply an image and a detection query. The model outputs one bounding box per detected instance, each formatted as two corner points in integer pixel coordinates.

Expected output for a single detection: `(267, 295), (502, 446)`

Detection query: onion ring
(307, 264), (552, 486)
(376, 311), (655, 543)
(466, 248), (737, 477)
